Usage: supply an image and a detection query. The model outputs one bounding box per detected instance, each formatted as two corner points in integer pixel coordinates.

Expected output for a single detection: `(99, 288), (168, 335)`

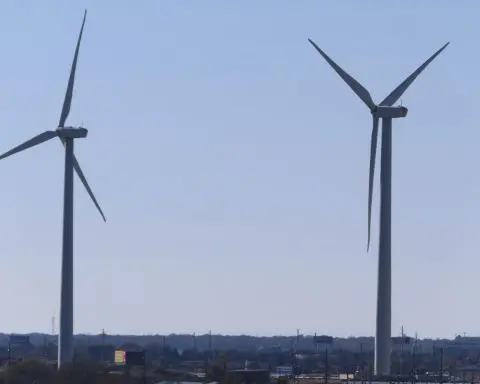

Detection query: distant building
(155, 382), (217, 384)
(444, 336), (480, 356)
(452, 336), (480, 349)
(391, 336), (413, 353)
(276, 366), (293, 377)
(227, 369), (270, 384)
(87, 345), (115, 363)
(313, 335), (334, 352)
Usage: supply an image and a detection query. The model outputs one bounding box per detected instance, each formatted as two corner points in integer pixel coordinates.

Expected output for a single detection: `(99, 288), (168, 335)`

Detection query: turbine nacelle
(374, 106), (408, 119)
(56, 127), (88, 139)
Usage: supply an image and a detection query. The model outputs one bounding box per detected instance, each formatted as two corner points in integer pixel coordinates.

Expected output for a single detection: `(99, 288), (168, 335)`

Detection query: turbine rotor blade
(58, 137), (106, 221)
(308, 38), (376, 111)
(58, 10), (87, 128)
(367, 116), (379, 252)
(0, 131), (58, 161)
(380, 42), (450, 106)
(72, 155), (106, 222)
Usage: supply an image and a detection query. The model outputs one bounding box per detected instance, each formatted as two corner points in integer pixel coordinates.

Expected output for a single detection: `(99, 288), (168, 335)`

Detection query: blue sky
(0, 0), (475, 338)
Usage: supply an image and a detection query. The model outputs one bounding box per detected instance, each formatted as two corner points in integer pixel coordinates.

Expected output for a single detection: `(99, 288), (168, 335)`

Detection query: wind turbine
(0, 10), (105, 367)
(308, 39), (448, 376)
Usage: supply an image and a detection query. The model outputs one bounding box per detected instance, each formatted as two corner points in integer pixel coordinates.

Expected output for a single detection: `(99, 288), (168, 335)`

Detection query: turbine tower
(308, 39), (448, 375)
(0, 10), (105, 367)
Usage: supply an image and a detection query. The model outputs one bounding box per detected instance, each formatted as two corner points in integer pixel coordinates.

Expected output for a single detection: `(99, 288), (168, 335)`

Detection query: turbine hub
(374, 106), (408, 119)
(56, 127), (88, 139)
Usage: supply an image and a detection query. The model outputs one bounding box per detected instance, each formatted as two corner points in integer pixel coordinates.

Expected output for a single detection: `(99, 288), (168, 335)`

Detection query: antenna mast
(101, 329), (106, 364)
(296, 328), (300, 352)
(208, 331), (212, 356)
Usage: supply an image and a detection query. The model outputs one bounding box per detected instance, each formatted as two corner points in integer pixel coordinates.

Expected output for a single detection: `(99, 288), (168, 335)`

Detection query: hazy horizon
(0, 331), (462, 340)
(0, 1), (476, 338)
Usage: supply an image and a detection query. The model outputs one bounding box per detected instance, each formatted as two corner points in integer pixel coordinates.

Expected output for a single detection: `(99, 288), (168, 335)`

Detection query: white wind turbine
(308, 39), (448, 375)
(0, 10), (105, 367)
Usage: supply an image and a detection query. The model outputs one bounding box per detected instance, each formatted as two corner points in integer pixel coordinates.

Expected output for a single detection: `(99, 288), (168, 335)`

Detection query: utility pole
(296, 329), (300, 352)
(294, 329), (300, 379)
(208, 331), (212, 356)
(43, 335), (48, 358)
(439, 346), (444, 384)
(193, 333), (196, 350)
(400, 326), (405, 378)
(412, 338), (417, 384)
(360, 343), (364, 384)
(325, 348), (329, 384)
(7, 336), (11, 367)
(208, 330), (214, 363)
(101, 329), (106, 365)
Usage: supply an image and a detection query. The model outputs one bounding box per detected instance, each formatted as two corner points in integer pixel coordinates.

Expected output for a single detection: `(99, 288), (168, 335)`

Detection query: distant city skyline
(0, 1), (476, 338)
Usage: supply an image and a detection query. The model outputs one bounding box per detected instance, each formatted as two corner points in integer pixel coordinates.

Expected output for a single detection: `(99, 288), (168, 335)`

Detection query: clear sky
(0, 0), (475, 339)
